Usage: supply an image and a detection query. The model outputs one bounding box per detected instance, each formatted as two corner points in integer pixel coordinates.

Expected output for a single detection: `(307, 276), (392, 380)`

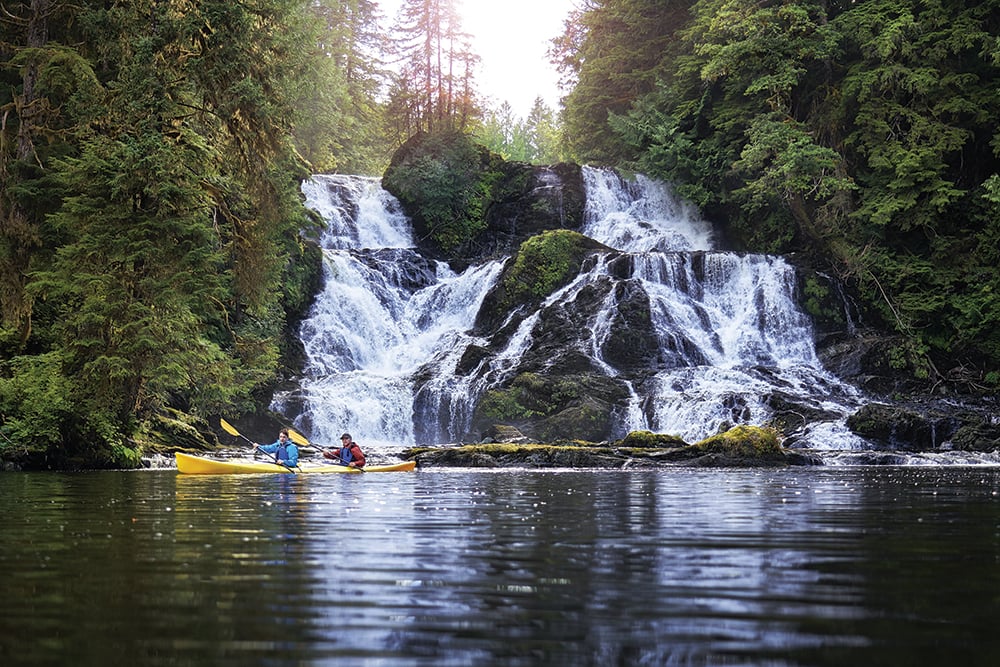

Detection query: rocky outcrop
(406, 426), (819, 469)
(382, 131), (587, 267)
(846, 400), (1000, 452)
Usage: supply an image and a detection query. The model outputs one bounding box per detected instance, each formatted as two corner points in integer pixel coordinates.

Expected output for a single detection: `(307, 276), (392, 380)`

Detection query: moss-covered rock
(618, 430), (687, 449)
(694, 425), (784, 459)
(382, 130), (497, 259)
(475, 230), (610, 333)
(403, 425), (818, 469)
(949, 422), (1000, 452)
(471, 372), (628, 443)
(382, 132), (588, 268)
(405, 442), (629, 468)
(846, 403), (959, 450)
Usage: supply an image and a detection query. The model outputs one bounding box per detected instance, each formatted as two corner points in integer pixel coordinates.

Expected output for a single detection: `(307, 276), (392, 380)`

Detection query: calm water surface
(1, 466), (998, 666)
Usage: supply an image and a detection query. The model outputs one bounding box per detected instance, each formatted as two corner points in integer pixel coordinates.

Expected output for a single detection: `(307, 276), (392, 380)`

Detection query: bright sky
(380, 0), (576, 117)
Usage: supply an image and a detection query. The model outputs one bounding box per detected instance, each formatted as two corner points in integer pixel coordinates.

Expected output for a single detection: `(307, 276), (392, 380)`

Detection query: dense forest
(553, 0), (1000, 389)
(1, 0), (998, 468)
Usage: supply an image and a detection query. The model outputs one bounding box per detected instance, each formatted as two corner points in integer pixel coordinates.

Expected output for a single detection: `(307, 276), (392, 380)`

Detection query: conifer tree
(386, 0), (479, 138)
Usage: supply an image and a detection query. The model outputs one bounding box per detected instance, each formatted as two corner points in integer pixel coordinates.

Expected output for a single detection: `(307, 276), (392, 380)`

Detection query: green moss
(694, 425), (783, 457)
(802, 275), (843, 323)
(502, 230), (591, 306)
(618, 430), (687, 448)
(479, 372), (585, 421)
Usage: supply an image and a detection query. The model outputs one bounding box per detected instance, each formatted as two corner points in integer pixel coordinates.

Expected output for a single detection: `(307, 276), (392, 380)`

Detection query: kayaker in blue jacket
(257, 429), (299, 467)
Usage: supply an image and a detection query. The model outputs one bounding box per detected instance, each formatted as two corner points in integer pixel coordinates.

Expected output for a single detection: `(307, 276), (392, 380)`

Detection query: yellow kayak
(175, 451), (416, 475)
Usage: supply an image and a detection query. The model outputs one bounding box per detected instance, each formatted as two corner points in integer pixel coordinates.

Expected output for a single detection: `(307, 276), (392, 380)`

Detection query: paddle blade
(287, 429), (310, 447)
(220, 418), (241, 437)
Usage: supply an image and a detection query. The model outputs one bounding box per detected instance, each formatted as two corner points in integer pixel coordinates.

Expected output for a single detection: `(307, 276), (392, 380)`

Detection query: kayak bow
(175, 452), (416, 475)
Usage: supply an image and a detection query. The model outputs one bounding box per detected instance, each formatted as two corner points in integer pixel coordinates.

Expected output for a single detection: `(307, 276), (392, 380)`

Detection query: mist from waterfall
(274, 169), (867, 455)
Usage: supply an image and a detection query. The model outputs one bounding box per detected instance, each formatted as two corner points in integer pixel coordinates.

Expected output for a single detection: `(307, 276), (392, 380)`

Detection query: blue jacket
(258, 440), (299, 467)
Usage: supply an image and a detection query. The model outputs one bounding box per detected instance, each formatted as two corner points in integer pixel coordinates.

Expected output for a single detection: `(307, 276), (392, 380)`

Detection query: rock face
(383, 131), (586, 268)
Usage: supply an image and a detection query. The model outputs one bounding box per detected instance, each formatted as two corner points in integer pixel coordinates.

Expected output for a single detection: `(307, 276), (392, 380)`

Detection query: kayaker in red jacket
(324, 433), (366, 468)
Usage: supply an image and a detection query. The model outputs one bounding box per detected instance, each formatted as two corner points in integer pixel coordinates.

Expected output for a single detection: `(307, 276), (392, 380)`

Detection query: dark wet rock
(846, 403), (960, 451)
(765, 391), (844, 437)
(950, 421), (1000, 452)
(469, 373), (630, 444)
(356, 249), (438, 292)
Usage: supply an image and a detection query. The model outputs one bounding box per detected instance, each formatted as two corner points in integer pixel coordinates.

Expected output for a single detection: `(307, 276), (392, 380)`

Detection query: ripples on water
(1, 467), (998, 666)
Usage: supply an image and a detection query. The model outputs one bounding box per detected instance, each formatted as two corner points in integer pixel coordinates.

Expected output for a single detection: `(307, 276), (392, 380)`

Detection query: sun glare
(383, 0), (573, 116)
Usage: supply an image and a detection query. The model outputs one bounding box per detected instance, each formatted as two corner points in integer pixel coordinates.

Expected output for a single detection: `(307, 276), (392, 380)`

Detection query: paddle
(219, 418), (298, 472)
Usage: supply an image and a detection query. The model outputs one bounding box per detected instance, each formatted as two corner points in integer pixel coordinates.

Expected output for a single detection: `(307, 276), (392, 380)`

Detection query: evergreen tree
(476, 101), (528, 161)
(294, 0), (391, 173)
(523, 97), (563, 164)
(386, 0), (480, 139)
(593, 0), (1000, 382)
(475, 98), (564, 164)
(1, 0), (327, 466)
(552, 0), (690, 163)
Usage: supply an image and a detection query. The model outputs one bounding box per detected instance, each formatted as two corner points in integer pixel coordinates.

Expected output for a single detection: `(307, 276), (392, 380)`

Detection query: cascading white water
(272, 175), (503, 452)
(576, 167), (863, 443)
(580, 168), (715, 252)
(276, 168), (868, 456)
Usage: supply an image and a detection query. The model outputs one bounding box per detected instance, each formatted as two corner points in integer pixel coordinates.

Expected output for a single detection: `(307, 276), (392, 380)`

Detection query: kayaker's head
(278, 429), (289, 442)
(340, 433), (352, 444)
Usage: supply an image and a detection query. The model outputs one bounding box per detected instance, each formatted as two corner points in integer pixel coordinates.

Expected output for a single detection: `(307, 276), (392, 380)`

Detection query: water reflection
(0, 467), (998, 665)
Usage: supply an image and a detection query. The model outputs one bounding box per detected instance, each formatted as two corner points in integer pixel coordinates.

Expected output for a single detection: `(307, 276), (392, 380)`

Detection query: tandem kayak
(175, 452), (416, 475)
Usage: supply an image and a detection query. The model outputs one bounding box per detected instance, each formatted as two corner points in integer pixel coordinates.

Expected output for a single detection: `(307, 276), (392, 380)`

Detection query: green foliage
(291, 0), (392, 173)
(801, 276), (843, 324)
(1, 0), (342, 467)
(382, 130), (498, 253)
(569, 0), (1000, 383)
(552, 0), (690, 163)
(0, 353), (77, 456)
(475, 98), (564, 164)
(479, 372), (583, 421)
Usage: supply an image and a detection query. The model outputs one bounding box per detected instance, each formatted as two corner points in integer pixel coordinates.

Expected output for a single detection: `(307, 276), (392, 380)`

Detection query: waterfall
(272, 175), (503, 451)
(274, 168), (867, 455)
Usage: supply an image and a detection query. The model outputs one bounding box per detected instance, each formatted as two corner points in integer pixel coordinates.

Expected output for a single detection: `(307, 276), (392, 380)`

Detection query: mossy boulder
(404, 426), (817, 469)
(405, 442), (628, 468)
(694, 425), (784, 459)
(618, 430), (687, 449)
(382, 130), (497, 259)
(382, 132), (587, 268)
(475, 230), (610, 333)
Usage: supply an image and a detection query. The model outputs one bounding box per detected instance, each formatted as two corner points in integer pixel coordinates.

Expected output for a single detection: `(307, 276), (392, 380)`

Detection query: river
(1, 466), (998, 666)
